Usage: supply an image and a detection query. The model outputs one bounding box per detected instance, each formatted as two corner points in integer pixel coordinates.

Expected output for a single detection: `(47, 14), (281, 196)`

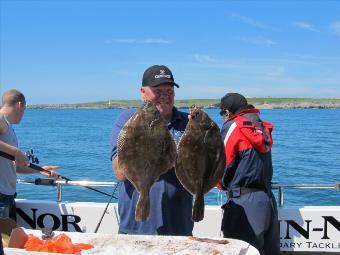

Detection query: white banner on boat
(14, 200), (340, 253)
(278, 206), (340, 252)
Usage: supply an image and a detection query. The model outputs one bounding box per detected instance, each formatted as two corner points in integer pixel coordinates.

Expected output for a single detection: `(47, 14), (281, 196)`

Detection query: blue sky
(1, 1), (340, 104)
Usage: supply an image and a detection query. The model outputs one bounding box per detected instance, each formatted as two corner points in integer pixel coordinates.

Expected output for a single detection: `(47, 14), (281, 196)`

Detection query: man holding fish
(109, 65), (193, 235)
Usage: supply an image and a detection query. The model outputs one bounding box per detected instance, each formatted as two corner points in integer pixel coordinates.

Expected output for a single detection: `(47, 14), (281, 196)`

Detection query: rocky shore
(251, 101), (340, 109)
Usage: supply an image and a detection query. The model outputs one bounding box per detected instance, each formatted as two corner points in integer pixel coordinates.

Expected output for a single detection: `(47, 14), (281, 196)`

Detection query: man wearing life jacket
(218, 93), (280, 255)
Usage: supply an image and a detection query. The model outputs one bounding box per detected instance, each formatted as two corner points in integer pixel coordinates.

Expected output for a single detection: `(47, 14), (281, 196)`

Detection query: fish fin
(135, 191), (150, 222)
(208, 141), (226, 190)
(192, 193), (205, 222)
(203, 130), (226, 192)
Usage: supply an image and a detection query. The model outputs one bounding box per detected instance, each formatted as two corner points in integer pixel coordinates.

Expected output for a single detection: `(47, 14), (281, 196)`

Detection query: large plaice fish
(176, 105), (226, 222)
(117, 101), (177, 221)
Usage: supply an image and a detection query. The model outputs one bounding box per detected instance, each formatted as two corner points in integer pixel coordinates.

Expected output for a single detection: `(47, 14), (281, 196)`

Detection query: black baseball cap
(142, 65), (179, 88)
(220, 93), (248, 114)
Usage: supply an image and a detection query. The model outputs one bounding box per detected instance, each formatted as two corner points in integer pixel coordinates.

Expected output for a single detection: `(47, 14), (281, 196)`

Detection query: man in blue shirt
(109, 65), (193, 235)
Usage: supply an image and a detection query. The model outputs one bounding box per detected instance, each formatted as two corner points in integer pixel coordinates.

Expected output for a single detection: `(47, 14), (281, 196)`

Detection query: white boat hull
(14, 199), (340, 253)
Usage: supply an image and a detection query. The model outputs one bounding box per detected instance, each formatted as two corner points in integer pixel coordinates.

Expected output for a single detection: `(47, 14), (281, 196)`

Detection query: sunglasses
(219, 109), (230, 116)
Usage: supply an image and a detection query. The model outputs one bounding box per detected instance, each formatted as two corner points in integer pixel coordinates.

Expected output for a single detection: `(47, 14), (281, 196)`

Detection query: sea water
(14, 108), (340, 206)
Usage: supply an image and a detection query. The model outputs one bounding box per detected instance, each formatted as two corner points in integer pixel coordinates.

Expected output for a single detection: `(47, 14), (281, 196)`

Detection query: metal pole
(278, 186), (284, 207)
(57, 183), (62, 202)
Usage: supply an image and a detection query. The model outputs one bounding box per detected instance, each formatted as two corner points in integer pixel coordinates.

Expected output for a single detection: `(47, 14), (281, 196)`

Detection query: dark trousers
(222, 200), (259, 249)
(0, 192), (16, 221)
(0, 232), (4, 255)
(221, 192), (280, 255)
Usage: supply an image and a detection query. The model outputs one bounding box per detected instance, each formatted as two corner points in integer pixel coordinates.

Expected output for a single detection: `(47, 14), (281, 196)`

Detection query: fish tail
(192, 194), (205, 222)
(135, 192), (150, 222)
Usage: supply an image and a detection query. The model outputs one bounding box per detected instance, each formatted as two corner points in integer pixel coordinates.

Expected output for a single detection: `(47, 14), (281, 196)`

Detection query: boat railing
(17, 178), (340, 206)
(272, 183), (340, 207)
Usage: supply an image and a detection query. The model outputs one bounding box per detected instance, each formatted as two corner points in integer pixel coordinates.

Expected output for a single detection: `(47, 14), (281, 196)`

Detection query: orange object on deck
(24, 233), (94, 254)
(24, 234), (44, 251)
(72, 243), (94, 253)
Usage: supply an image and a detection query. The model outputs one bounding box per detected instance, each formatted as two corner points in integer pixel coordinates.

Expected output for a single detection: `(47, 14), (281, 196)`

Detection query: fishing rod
(0, 151), (116, 199)
(94, 181), (120, 233)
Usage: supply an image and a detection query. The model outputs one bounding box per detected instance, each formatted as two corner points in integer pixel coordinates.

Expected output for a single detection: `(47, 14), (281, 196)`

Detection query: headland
(27, 98), (340, 109)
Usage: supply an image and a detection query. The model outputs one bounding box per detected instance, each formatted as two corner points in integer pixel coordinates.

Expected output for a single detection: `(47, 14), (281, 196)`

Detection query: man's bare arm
(16, 165), (59, 177)
(0, 140), (28, 167)
(0, 115), (28, 167)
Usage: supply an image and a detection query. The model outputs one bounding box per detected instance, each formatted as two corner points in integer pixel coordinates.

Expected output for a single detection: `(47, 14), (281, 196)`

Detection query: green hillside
(28, 98), (340, 109)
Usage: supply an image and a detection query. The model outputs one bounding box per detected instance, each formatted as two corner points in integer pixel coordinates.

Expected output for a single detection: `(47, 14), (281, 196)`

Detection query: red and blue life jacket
(219, 108), (274, 192)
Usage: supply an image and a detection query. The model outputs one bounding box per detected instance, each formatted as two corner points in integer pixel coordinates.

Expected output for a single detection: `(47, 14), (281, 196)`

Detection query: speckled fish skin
(117, 101), (177, 221)
(176, 105), (226, 222)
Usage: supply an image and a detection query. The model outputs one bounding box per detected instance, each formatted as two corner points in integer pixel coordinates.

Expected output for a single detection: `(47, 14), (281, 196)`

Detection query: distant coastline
(27, 98), (340, 109)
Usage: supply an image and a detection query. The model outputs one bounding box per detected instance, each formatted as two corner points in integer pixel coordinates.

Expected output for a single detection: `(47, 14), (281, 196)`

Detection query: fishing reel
(25, 149), (39, 164)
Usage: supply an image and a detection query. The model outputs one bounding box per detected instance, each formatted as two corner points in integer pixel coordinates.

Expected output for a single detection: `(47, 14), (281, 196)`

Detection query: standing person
(218, 93), (280, 255)
(0, 89), (59, 221)
(109, 65), (193, 235)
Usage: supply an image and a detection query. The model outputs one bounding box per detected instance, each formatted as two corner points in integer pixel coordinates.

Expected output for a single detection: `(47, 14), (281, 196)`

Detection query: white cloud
(105, 38), (174, 44)
(177, 55), (340, 98)
(330, 21), (340, 36)
(142, 38), (174, 44)
(193, 54), (216, 63)
(293, 21), (319, 32)
(237, 36), (277, 47)
(229, 13), (277, 31)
